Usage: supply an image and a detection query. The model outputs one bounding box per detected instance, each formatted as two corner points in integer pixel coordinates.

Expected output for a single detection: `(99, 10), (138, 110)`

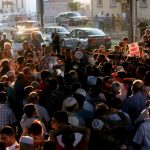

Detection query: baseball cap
(20, 136), (34, 145)
(68, 116), (79, 126)
(19, 136), (34, 150)
(64, 97), (77, 107)
(116, 65), (125, 72)
(75, 88), (86, 97)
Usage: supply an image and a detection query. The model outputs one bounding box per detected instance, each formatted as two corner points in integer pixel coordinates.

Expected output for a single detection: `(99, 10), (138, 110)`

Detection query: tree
(68, 1), (81, 11)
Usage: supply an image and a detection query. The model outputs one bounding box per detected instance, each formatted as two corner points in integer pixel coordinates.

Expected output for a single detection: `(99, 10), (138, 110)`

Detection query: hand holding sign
(128, 42), (140, 57)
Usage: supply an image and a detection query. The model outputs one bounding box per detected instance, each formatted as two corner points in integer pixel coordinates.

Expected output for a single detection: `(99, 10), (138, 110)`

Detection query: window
(69, 30), (76, 38)
(97, 0), (102, 6)
(140, 0), (147, 8)
(76, 30), (84, 38)
(110, 0), (116, 7)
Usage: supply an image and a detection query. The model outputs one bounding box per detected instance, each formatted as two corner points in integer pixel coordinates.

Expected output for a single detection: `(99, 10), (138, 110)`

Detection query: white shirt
(133, 119), (150, 150)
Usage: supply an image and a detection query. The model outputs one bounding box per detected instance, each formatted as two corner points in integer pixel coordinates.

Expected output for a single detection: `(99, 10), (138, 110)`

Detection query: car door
(64, 29), (77, 48)
(43, 28), (52, 43)
(73, 29), (83, 47)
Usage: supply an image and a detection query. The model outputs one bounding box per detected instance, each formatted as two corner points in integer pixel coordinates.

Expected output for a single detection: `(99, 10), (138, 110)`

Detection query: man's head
(51, 111), (68, 129)
(4, 42), (11, 52)
(23, 67), (32, 80)
(6, 71), (15, 83)
(24, 86), (33, 99)
(1, 59), (9, 67)
(44, 46), (52, 55)
(28, 122), (43, 147)
(0, 126), (16, 147)
(122, 37), (128, 45)
(48, 78), (58, 90)
(17, 56), (24, 65)
(23, 104), (37, 118)
(31, 32), (37, 40)
(29, 91), (39, 104)
(23, 41), (30, 50)
(41, 70), (50, 81)
(0, 91), (8, 104)
(145, 29), (150, 35)
(132, 79), (144, 93)
(114, 45), (120, 51)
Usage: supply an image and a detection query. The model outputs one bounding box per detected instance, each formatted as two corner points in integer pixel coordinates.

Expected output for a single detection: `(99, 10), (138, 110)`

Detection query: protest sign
(128, 42), (140, 57)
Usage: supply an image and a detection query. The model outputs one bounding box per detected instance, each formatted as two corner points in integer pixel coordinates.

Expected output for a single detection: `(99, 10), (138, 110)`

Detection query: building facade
(91, 0), (150, 20)
(0, 0), (25, 13)
(0, 0), (36, 13)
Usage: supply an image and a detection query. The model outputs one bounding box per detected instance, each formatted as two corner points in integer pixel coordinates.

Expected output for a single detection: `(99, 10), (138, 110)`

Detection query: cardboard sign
(128, 42), (140, 57)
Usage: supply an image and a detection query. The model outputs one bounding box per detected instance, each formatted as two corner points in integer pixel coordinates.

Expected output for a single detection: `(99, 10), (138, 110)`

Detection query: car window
(76, 30), (83, 37)
(14, 33), (43, 43)
(45, 28), (52, 34)
(14, 35), (31, 43)
(16, 21), (41, 29)
(69, 30), (76, 37)
(58, 27), (68, 32)
(68, 12), (81, 17)
(85, 29), (106, 36)
(61, 14), (67, 19)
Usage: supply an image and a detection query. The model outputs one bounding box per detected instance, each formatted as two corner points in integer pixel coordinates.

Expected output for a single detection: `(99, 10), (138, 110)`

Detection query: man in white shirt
(0, 126), (19, 150)
(133, 108), (150, 150)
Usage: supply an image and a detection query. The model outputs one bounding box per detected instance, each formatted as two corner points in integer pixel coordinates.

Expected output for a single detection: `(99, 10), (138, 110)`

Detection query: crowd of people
(0, 27), (149, 150)
(94, 11), (127, 32)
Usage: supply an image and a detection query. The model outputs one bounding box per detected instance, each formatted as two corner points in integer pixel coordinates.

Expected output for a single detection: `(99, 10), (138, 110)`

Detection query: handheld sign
(128, 42), (140, 57)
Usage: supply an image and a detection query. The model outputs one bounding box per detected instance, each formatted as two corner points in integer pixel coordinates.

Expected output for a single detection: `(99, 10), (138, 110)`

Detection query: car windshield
(85, 29), (106, 36)
(45, 27), (68, 34)
(14, 33), (43, 43)
(16, 21), (41, 29)
(69, 12), (81, 17)
(57, 27), (68, 32)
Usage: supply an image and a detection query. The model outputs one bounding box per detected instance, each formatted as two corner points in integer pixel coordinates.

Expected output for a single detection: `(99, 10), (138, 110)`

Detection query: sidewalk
(105, 30), (128, 40)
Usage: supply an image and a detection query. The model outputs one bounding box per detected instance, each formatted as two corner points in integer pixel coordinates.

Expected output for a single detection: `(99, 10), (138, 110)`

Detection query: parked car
(11, 30), (47, 59)
(43, 26), (69, 45)
(61, 28), (112, 50)
(55, 12), (89, 26)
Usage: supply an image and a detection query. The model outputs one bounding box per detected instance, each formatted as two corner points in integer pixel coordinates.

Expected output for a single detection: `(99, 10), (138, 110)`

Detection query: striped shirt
(0, 104), (16, 129)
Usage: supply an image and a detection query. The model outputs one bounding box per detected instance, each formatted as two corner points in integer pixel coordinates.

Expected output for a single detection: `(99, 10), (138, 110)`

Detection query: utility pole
(40, 0), (44, 29)
(127, 0), (138, 43)
(36, 0), (44, 29)
(132, 0), (138, 42)
(127, 0), (133, 43)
